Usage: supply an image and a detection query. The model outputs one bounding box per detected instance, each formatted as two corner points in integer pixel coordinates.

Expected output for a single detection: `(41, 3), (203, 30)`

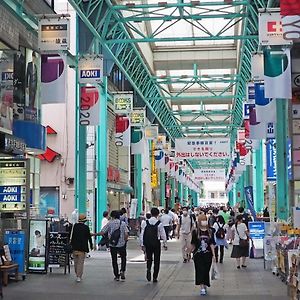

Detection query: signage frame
(113, 93), (133, 114)
(130, 109), (145, 127)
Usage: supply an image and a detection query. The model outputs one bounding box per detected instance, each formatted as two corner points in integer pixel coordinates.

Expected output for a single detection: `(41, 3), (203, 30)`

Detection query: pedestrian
(140, 207), (167, 283)
(177, 207), (195, 263)
(171, 209), (178, 238)
(101, 211), (109, 229)
(212, 215), (228, 263)
(238, 207), (251, 228)
(98, 211), (110, 250)
(93, 210), (129, 281)
(159, 208), (173, 247)
(231, 214), (250, 269)
(71, 214), (93, 283)
(226, 210), (235, 244)
(120, 207), (129, 226)
(190, 214), (216, 296)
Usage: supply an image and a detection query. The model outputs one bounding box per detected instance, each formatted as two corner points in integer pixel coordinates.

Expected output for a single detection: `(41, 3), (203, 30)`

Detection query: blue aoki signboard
(266, 138), (276, 181)
(78, 54), (103, 84)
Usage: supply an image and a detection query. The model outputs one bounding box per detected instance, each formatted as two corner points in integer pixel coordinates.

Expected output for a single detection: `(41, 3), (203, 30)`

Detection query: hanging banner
(115, 115), (130, 147)
(175, 138), (230, 160)
(280, 0), (300, 41)
(144, 125), (158, 140)
(78, 55), (103, 84)
(287, 138), (293, 180)
(131, 128), (144, 154)
(251, 53), (264, 81)
(41, 54), (66, 104)
(80, 86), (100, 126)
(264, 49), (292, 99)
(38, 18), (70, 51)
(194, 169), (225, 182)
(0, 56), (14, 134)
(156, 135), (166, 150)
(154, 150), (165, 170)
(266, 139), (277, 181)
(244, 186), (257, 220)
(258, 11), (292, 46)
(113, 93), (133, 114)
(249, 106), (268, 140)
(130, 109), (145, 127)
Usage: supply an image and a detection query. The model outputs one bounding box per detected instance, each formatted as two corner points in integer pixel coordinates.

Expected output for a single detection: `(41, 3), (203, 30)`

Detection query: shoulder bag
(235, 224), (249, 248)
(64, 224), (75, 254)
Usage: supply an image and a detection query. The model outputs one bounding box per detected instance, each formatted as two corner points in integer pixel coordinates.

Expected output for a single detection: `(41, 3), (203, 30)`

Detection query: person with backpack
(190, 214), (216, 296)
(208, 208), (219, 229)
(93, 210), (128, 281)
(212, 215), (228, 263)
(140, 207), (167, 283)
(177, 207), (196, 263)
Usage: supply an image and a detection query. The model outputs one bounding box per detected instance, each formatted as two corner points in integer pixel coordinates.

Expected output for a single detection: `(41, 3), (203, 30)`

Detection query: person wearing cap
(71, 214), (93, 283)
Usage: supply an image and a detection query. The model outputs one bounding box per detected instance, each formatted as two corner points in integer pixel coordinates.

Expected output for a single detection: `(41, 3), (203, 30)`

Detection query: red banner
(280, 0), (300, 16)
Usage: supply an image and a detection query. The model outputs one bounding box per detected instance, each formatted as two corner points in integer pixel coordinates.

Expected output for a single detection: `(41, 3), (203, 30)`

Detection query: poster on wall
(28, 219), (48, 272)
(40, 187), (59, 218)
(41, 54), (66, 104)
(25, 49), (41, 122)
(38, 18), (70, 51)
(13, 47), (26, 121)
(0, 55), (14, 134)
(78, 55), (103, 84)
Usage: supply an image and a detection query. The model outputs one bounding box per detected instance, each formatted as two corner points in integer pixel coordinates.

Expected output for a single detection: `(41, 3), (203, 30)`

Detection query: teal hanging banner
(244, 186), (256, 220)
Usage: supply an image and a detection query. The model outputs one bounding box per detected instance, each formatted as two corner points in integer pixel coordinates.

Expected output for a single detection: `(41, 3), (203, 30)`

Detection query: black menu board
(48, 232), (69, 268)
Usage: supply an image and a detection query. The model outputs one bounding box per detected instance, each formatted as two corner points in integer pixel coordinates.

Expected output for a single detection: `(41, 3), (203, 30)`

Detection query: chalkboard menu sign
(48, 232), (69, 268)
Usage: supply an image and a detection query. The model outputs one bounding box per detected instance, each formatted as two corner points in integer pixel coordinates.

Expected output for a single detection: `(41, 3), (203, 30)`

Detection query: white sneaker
(76, 277), (81, 282)
(200, 288), (206, 296)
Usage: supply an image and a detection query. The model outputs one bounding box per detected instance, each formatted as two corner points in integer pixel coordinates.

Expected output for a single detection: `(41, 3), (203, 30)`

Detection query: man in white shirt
(177, 207), (195, 263)
(160, 209), (173, 244)
(140, 207), (167, 283)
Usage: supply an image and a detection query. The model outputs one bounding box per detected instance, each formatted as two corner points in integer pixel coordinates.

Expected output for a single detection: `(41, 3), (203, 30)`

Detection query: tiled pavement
(5, 239), (290, 299)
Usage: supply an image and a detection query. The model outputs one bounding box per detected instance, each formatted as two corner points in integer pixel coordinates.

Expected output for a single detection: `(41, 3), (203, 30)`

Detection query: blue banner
(244, 186), (256, 220)
(266, 139), (276, 181)
(4, 230), (26, 273)
(287, 138), (292, 180)
(0, 186), (23, 194)
(0, 193), (23, 202)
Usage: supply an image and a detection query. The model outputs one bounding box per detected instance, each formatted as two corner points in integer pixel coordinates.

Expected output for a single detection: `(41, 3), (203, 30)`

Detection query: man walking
(94, 210), (128, 281)
(177, 207), (195, 263)
(140, 207), (167, 283)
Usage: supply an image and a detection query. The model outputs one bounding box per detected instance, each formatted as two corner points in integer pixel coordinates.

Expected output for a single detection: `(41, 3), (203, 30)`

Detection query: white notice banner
(78, 55), (103, 84)
(113, 93), (133, 114)
(175, 138), (230, 160)
(38, 18), (70, 51)
(258, 11), (292, 46)
(194, 169), (225, 182)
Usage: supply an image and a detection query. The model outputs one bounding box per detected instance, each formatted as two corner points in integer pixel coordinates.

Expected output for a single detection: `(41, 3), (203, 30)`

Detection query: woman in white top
(230, 214), (250, 269)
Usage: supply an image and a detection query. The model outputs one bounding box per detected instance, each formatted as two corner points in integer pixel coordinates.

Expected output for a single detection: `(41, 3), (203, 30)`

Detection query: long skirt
(231, 245), (249, 258)
(193, 252), (213, 287)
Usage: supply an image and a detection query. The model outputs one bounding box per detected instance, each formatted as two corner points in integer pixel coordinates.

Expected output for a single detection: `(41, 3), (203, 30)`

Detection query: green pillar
(252, 141), (264, 212)
(160, 171), (166, 208)
(170, 177), (176, 208)
(276, 99), (289, 221)
(228, 190), (234, 206)
(236, 174), (245, 207)
(96, 77), (108, 233)
(178, 181), (183, 204)
(232, 184), (237, 206)
(184, 185), (189, 206)
(135, 154), (143, 217)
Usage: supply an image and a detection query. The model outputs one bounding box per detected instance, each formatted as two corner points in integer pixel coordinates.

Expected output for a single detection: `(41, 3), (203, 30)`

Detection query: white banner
(281, 15), (300, 41)
(259, 11), (292, 46)
(130, 109), (145, 127)
(113, 93), (133, 114)
(194, 169), (225, 182)
(175, 138), (230, 160)
(115, 115), (130, 147)
(251, 53), (264, 81)
(78, 55), (103, 84)
(144, 125), (158, 140)
(38, 18), (70, 51)
(79, 86), (100, 126)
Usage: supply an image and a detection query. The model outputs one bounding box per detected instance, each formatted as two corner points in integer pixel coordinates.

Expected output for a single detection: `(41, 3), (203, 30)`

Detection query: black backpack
(215, 223), (226, 239)
(143, 220), (161, 248)
(109, 221), (121, 247)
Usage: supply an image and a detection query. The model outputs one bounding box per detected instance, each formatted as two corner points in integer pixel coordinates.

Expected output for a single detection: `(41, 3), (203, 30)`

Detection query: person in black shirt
(191, 214), (216, 296)
(71, 214), (93, 282)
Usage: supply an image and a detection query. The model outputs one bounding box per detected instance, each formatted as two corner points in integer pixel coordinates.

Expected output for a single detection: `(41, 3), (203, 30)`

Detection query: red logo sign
(267, 21), (283, 33)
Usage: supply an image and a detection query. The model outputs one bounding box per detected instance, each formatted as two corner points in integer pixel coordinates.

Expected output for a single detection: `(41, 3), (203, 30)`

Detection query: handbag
(235, 224), (249, 248)
(98, 232), (109, 247)
(64, 224), (75, 254)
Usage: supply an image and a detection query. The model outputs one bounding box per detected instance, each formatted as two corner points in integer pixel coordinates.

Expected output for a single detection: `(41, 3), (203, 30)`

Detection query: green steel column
(160, 171), (166, 208)
(232, 184), (237, 206)
(75, 15), (86, 214)
(184, 185), (189, 206)
(96, 77), (108, 233)
(252, 141), (264, 212)
(135, 154), (143, 217)
(228, 190), (234, 206)
(236, 174), (244, 207)
(276, 99), (289, 221)
(178, 181), (183, 204)
(170, 177), (175, 208)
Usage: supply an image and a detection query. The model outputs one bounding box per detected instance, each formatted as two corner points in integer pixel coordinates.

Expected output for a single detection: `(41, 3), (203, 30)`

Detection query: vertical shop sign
(113, 93), (133, 114)
(244, 186), (257, 220)
(78, 55), (103, 84)
(80, 86), (100, 126)
(38, 18), (70, 51)
(266, 139), (277, 181)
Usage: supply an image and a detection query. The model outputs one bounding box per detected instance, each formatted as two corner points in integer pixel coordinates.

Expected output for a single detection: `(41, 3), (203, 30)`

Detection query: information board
(48, 232), (69, 268)
(249, 221), (265, 250)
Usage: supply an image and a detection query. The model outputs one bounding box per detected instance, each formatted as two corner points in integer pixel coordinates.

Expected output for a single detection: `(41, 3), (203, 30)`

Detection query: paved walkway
(5, 239), (289, 299)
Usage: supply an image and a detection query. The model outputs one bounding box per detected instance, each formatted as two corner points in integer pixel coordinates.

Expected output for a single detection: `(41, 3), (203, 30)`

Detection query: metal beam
(173, 110), (232, 116)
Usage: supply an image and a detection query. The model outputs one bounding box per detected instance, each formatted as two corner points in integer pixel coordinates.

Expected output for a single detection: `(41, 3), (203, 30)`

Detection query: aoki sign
(78, 55), (103, 84)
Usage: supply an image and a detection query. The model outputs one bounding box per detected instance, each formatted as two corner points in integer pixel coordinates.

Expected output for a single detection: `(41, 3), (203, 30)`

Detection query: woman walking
(71, 214), (93, 282)
(213, 215), (228, 263)
(191, 214), (216, 296)
(231, 214), (250, 269)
